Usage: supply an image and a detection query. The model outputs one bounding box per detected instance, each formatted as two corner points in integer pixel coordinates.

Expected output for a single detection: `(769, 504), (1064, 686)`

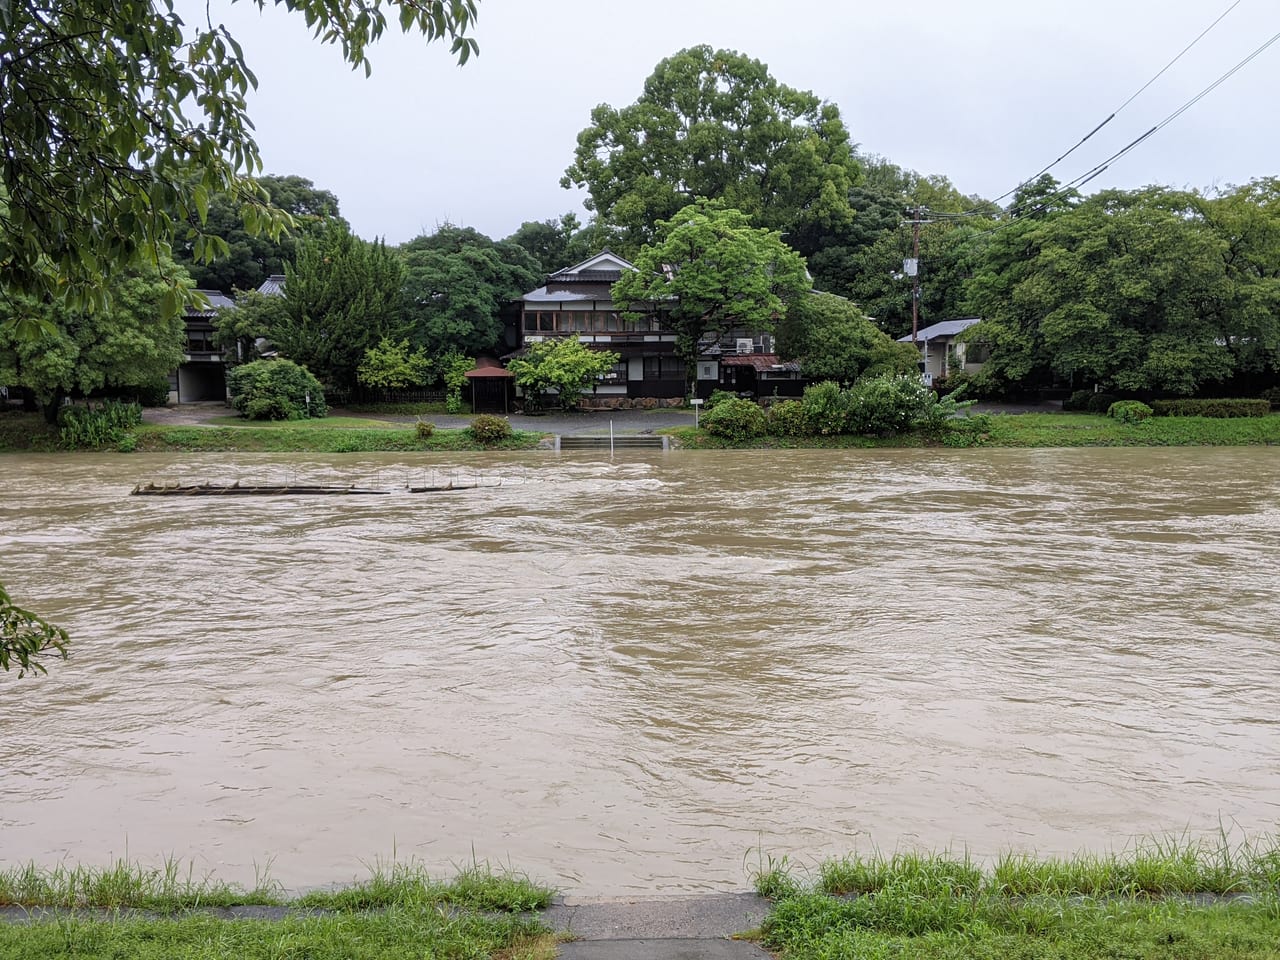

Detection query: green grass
(345, 401), (455, 416)
(130, 424), (543, 453)
(805, 834), (1280, 900)
(0, 908), (552, 959)
(762, 891), (1280, 959)
(670, 412), (1280, 450)
(0, 859), (556, 959)
(0, 857), (282, 912)
(296, 859), (554, 913)
(757, 837), (1280, 959)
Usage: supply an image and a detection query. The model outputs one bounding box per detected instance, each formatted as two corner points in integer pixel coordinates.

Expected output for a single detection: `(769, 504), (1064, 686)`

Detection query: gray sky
(188, 0), (1280, 244)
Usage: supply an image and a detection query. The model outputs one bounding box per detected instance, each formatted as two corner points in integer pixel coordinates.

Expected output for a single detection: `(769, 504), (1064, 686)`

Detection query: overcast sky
(184, 0), (1280, 245)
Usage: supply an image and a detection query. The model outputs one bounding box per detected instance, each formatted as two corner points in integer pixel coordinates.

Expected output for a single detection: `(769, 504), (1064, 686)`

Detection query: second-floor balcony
(522, 309), (674, 338)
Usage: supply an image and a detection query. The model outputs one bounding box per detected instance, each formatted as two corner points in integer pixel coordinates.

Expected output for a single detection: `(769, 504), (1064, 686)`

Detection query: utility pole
(911, 205), (921, 344)
(901, 206), (933, 379)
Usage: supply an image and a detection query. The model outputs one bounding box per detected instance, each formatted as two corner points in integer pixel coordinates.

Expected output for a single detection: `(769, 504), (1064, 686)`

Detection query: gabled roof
(258, 274), (287, 297)
(523, 250), (638, 303)
(185, 289), (236, 318)
(546, 249), (635, 281)
(897, 317), (983, 342)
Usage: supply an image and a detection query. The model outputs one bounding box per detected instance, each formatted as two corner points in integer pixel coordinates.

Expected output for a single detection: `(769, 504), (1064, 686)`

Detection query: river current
(1, 448), (1277, 893)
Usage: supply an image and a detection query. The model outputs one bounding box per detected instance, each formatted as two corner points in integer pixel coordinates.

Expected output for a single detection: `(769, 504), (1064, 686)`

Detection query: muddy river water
(1, 448), (1278, 893)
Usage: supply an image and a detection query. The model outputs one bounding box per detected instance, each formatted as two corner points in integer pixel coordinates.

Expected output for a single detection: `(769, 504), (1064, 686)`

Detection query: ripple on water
(0, 447), (1278, 893)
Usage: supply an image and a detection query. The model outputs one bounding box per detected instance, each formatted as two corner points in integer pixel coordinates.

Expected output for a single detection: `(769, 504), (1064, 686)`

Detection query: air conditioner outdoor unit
(736, 338), (754, 355)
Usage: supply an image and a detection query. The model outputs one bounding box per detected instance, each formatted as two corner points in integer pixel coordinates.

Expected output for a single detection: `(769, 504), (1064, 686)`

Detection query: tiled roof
(719, 353), (800, 372)
(258, 274), (287, 297)
(184, 289), (236, 318)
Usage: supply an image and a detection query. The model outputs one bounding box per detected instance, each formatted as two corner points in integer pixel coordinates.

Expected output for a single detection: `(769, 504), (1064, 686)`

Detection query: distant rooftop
(258, 274), (286, 297)
(897, 317), (983, 342)
(185, 289), (236, 317)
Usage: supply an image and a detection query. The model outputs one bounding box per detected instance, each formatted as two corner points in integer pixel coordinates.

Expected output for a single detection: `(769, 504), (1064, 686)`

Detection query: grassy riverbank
(0, 412), (544, 453)
(4, 839), (1280, 958)
(753, 838), (1280, 959)
(672, 411), (1280, 449)
(4, 408), (1280, 453)
(0, 860), (557, 959)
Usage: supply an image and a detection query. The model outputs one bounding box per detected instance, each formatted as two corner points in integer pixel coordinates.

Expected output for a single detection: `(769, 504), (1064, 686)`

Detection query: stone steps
(557, 435), (669, 451)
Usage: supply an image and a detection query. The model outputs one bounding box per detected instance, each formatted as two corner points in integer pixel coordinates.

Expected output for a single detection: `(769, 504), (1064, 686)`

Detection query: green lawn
(670, 411), (1280, 449)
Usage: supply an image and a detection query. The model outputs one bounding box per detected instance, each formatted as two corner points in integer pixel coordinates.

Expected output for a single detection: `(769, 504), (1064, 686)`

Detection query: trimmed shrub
(703, 396), (766, 440)
(414, 419), (435, 439)
(228, 359), (327, 421)
(847, 374), (940, 436)
(1107, 400), (1153, 424)
(1151, 398), (1270, 418)
(704, 389), (737, 411)
(1085, 392), (1118, 414)
(801, 381), (851, 435)
(468, 414), (512, 443)
(767, 399), (811, 438)
(1063, 389), (1095, 412)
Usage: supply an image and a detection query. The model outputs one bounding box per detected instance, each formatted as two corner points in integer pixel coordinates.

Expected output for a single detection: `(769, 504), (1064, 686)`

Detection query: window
(643, 357), (686, 380)
(602, 360), (628, 382)
(965, 342), (991, 363)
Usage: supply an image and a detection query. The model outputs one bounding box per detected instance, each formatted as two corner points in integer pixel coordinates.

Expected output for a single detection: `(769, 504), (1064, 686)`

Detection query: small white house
(897, 317), (987, 383)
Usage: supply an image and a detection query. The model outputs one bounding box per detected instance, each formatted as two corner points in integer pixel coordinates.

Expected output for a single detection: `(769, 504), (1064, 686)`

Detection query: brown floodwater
(1, 448), (1278, 894)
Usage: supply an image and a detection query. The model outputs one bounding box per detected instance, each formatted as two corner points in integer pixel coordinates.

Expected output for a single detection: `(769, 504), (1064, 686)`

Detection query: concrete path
(545, 894), (772, 960)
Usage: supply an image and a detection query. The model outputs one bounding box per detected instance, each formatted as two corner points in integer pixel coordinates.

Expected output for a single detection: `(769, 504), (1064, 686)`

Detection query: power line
(988, 0), (1246, 206)
(967, 25), (1280, 241)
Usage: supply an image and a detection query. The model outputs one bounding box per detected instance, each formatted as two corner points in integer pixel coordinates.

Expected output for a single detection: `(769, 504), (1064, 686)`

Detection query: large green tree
(1200, 178), (1280, 386)
(270, 222), (405, 391)
(0, 261), (186, 420)
(0, 0), (478, 329)
(808, 155), (999, 338)
(611, 200), (810, 370)
(173, 175), (345, 294)
(562, 46), (860, 258)
(776, 292), (920, 384)
(399, 225), (541, 357)
(964, 187), (1244, 397)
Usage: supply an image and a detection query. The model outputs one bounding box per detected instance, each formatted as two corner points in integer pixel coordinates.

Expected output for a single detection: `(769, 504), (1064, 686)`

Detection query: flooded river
(1, 448), (1278, 894)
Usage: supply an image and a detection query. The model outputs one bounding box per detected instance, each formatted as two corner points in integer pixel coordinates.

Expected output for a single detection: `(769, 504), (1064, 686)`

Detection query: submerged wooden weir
(131, 481), (476, 496)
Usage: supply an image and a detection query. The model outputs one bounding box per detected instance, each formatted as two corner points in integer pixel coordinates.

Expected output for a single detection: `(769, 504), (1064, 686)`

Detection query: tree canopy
(173, 175), (345, 295)
(507, 338), (619, 411)
(612, 200), (810, 368)
(0, 0), (478, 329)
(776, 292), (920, 384)
(399, 225), (541, 357)
(504, 213), (593, 275)
(271, 222), (405, 391)
(0, 260), (186, 418)
(562, 46), (860, 258)
(963, 185), (1277, 397)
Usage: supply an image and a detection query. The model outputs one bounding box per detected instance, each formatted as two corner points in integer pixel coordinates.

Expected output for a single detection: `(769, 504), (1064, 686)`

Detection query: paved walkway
(545, 894), (772, 959)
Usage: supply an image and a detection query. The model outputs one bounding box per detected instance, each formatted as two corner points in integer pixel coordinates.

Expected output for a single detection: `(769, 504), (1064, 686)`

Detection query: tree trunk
(41, 389), (64, 425)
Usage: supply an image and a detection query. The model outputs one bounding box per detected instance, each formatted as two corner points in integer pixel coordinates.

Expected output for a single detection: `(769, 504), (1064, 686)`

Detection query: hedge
(1151, 398), (1270, 418)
